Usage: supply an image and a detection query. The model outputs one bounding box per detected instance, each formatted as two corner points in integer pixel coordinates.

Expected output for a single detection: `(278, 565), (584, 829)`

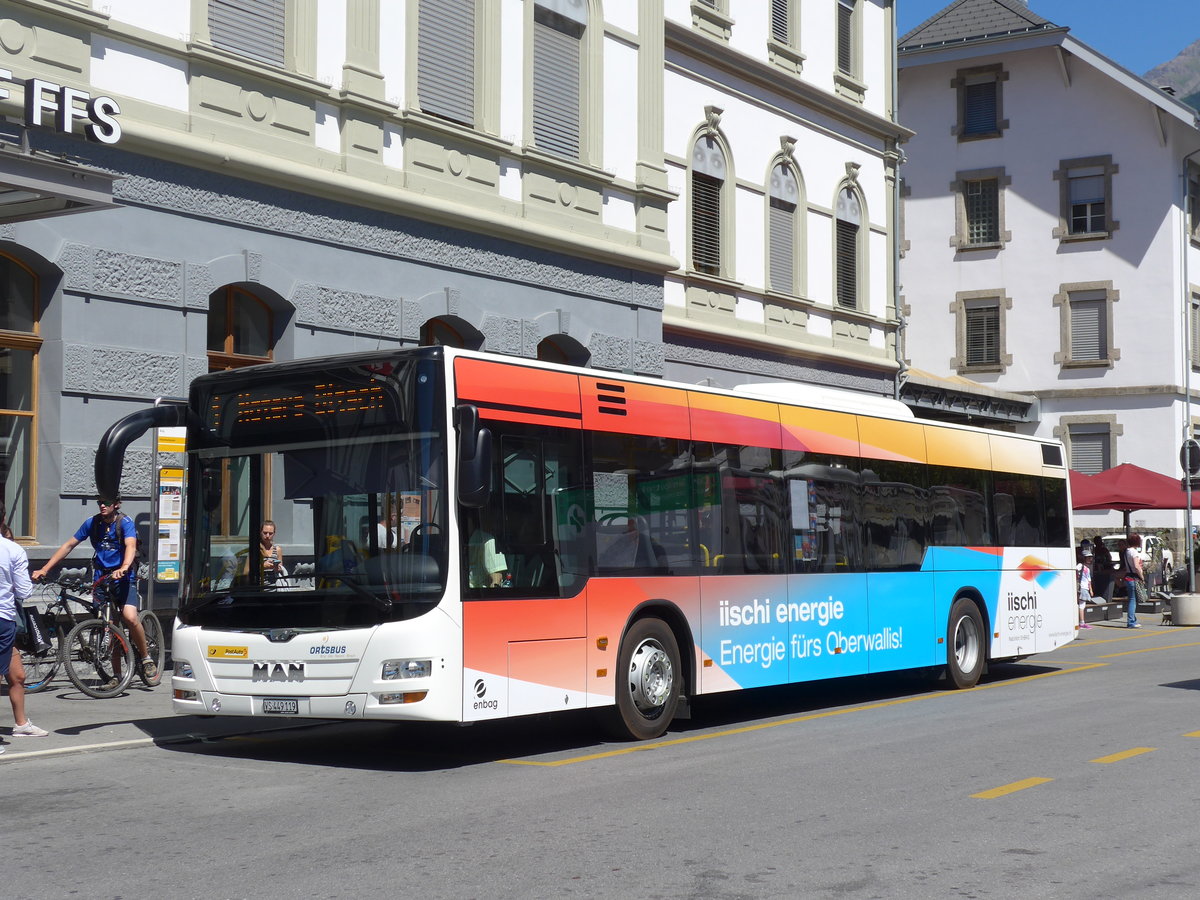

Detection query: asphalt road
(6, 620), (1200, 899)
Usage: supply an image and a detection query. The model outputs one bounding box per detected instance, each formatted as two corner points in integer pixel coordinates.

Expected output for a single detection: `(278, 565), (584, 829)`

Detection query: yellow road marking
(1186, 731), (1200, 738)
(971, 777), (1053, 799)
(1074, 630), (1174, 647)
(1091, 747), (1156, 764)
(1099, 640), (1200, 659)
(499, 662), (1105, 767)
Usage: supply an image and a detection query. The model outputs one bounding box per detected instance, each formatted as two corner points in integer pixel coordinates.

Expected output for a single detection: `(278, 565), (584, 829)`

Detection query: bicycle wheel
(63, 618), (134, 699)
(19, 614), (65, 693)
(137, 610), (166, 687)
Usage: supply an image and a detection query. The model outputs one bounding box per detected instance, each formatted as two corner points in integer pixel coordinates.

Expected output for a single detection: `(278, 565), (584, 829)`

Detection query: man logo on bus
(473, 678), (498, 710)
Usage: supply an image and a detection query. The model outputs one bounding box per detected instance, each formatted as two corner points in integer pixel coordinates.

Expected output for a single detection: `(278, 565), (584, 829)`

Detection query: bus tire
(945, 598), (985, 689)
(604, 617), (682, 741)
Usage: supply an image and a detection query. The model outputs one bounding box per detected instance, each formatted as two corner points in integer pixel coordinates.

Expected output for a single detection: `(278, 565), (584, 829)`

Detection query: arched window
(768, 162), (800, 295)
(0, 253), (38, 539)
(420, 315), (485, 350)
(835, 186), (862, 309)
(207, 286), (274, 371)
(690, 134), (728, 277)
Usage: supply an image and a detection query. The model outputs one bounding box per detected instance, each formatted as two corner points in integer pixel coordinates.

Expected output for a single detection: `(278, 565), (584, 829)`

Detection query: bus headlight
(382, 659), (431, 680)
(175, 660), (195, 679)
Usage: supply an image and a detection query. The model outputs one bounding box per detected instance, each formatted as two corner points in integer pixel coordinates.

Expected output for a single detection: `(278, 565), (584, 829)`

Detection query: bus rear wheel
(946, 598), (985, 689)
(604, 618), (682, 741)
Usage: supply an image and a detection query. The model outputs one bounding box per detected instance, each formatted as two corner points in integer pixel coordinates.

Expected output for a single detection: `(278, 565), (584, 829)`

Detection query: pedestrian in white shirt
(0, 507), (49, 752)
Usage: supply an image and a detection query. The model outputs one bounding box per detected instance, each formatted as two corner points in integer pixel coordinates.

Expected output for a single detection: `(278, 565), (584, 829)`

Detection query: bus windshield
(181, 353), (448, 631)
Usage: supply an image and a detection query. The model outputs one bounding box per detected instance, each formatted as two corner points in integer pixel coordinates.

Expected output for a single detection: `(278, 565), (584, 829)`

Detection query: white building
(897, 0), (1200, 541)
(659, 0), (909, 392)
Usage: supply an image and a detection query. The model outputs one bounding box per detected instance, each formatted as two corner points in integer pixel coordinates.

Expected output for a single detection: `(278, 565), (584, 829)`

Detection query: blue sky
(897, 1), (1200, 76)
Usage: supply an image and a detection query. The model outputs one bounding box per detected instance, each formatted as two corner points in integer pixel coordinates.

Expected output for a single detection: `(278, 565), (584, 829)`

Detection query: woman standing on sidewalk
(0, 506), (49, 754)
(1123, 533), (1146, 629)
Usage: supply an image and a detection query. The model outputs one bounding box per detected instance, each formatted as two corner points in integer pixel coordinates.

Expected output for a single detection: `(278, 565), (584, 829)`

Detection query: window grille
(965, 179), (998, 245)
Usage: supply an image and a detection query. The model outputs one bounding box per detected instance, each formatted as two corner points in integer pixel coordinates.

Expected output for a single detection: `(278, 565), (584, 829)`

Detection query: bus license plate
(263, 699), (298, 715)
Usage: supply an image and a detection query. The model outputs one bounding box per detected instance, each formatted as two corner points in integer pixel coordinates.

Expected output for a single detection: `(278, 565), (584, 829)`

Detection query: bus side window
(994, 473), (1042, 546)
(783, 450), (862, 574)
(590, 433), (691, 576)
(465, 423), (586, 597)
(861, 460), (929, 572)
(928, 465), (992, 547)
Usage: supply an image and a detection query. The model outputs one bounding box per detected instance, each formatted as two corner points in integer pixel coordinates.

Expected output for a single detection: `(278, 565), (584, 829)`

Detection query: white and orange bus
(96, 347), (1077, 739)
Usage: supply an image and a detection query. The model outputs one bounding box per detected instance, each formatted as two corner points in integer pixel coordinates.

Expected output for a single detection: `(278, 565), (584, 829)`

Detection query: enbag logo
(472, 678), (498, 711)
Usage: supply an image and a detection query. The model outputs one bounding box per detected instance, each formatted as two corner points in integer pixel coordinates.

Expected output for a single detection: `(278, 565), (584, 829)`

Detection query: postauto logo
(473, 678), (498, 711)
(1017, 555), (1059, 588)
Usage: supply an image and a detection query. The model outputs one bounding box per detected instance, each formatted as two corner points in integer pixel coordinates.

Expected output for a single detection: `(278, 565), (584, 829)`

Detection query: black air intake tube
(94, 402), (191, 502)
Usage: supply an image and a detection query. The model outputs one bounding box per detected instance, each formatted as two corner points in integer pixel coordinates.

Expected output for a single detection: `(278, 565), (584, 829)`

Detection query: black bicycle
(55, 575), (166, 699)
(18, 575), (93, 693)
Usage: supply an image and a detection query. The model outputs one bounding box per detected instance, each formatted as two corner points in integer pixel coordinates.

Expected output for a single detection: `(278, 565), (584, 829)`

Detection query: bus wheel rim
(629, 640), (672, 714)
(954, 616), (979, 671)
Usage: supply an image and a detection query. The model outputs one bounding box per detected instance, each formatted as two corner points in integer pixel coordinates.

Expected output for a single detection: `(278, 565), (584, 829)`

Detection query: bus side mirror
(456, 405), (492, 509)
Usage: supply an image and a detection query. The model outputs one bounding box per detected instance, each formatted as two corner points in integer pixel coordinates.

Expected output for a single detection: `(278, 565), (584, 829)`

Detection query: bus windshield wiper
(319, 574), (392, 611)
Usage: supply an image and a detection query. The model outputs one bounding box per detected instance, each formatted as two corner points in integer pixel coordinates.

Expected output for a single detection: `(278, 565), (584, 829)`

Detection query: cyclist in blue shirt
(33, 495), (156, 681)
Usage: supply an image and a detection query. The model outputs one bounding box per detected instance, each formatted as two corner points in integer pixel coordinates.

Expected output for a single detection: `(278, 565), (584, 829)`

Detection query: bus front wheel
(604, 617), (682, 741)
(946, 598), (985, 689)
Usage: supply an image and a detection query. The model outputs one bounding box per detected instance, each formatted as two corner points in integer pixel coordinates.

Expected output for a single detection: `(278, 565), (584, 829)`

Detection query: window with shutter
(1069, 297), (1106, 361)
(768, 163), (798, 294)
(532, 2), (585, 160)
(692, 174), (722, 276)
(954, 66), (1007, 141)
(837, 0), (855, 75)
(771, 0), (790, 43)
(209, 0), (286, 68)
(964, 305), (1000, 366)
(835, 187), (860, 309)
(1192, 292), (1200, 369)
(963, 81), (997, 135)
(691, 135), (726, 277)
(965, 179), (998, 245)
(1068, 425), (1109, 475)
(417, 0), (476, 127)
